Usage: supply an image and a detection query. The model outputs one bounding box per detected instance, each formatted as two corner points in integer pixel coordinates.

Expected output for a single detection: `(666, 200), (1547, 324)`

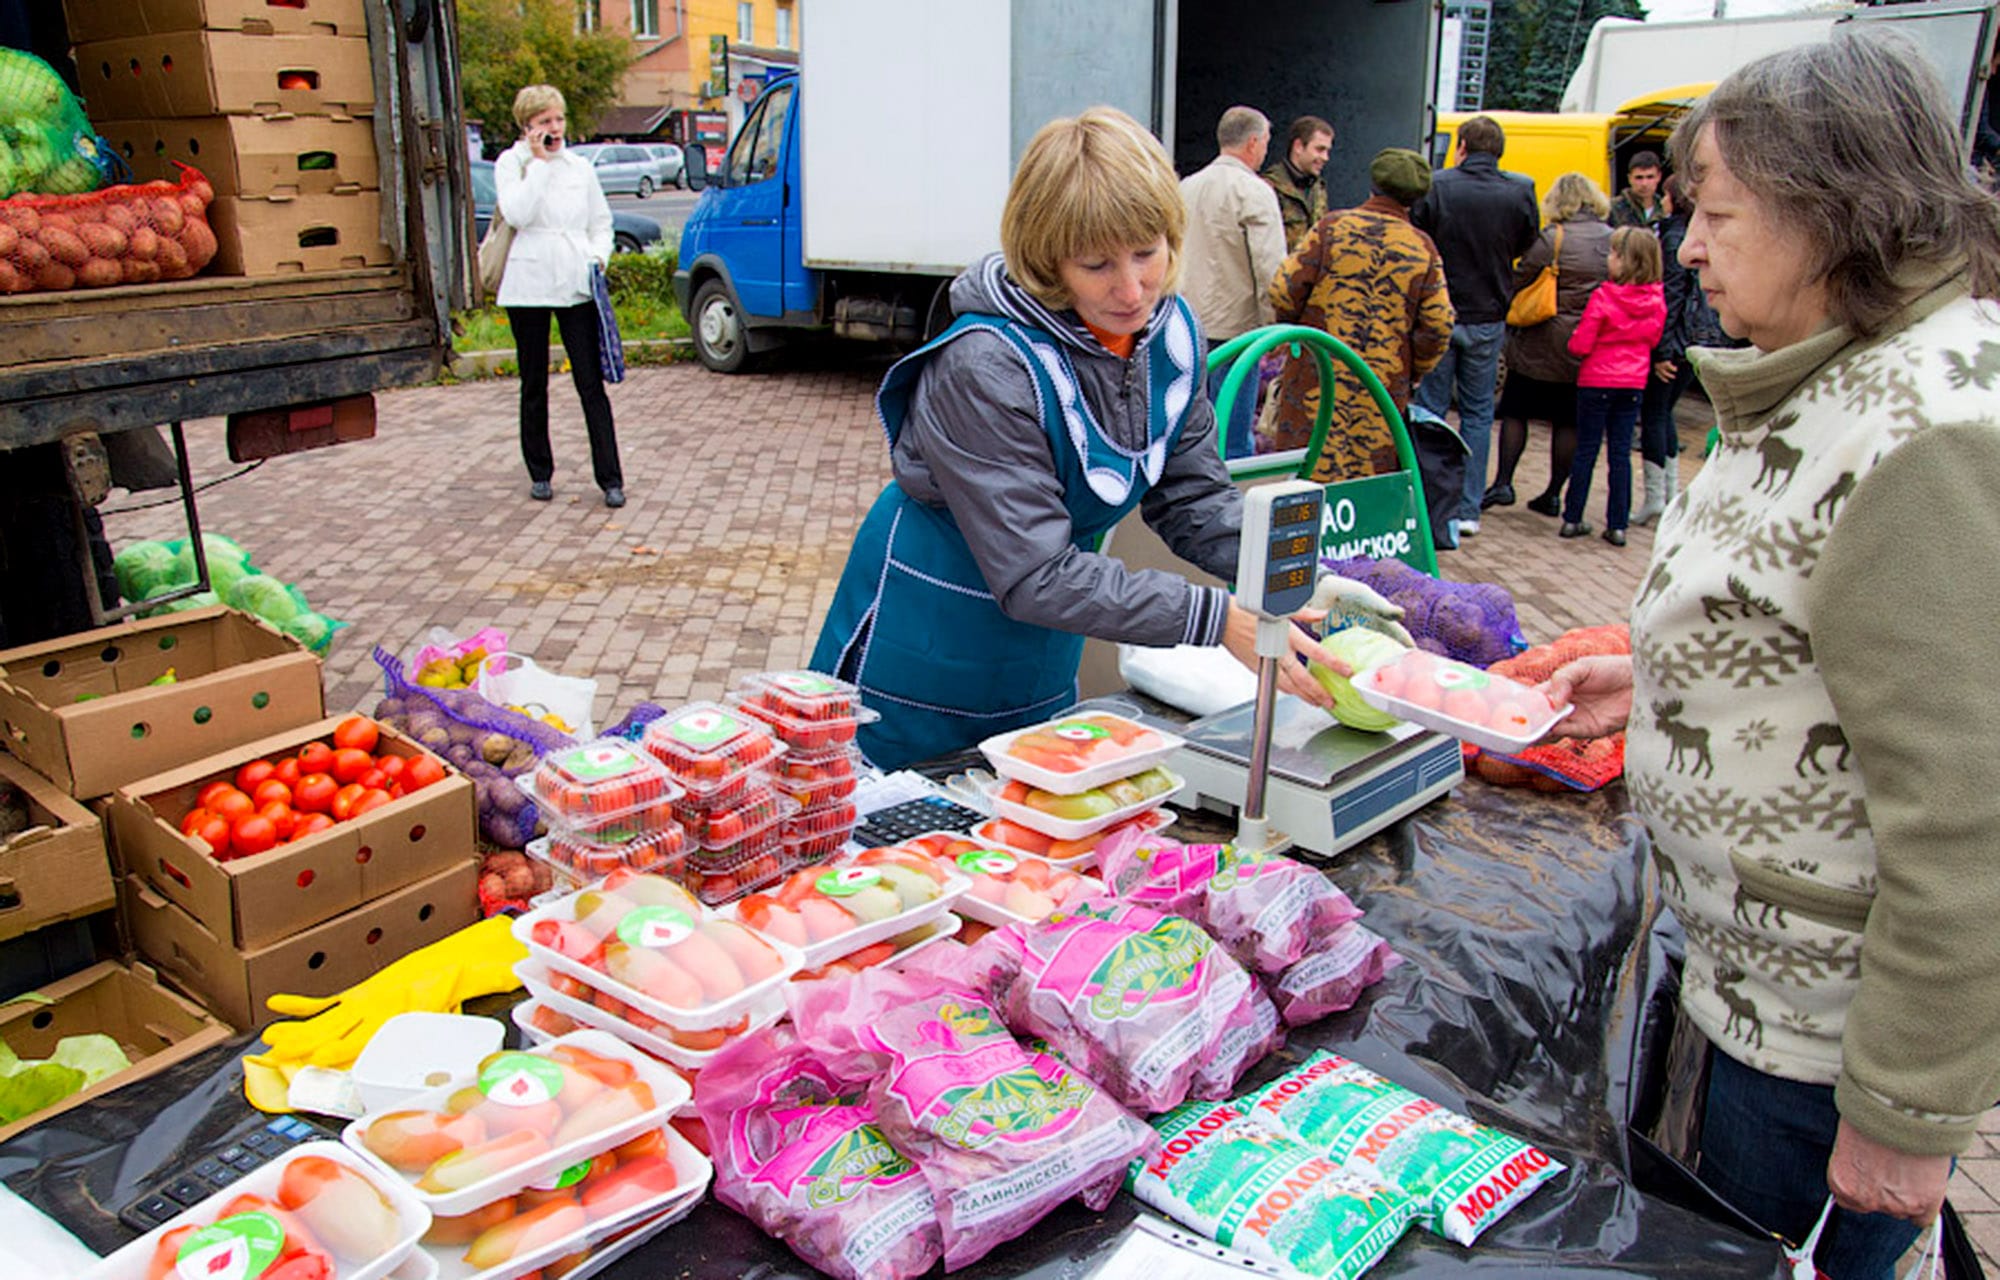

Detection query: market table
(0, 771), (1788, 1277)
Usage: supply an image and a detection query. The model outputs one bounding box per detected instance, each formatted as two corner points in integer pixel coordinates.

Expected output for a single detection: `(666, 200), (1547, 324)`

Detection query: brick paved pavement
(100, 360), (2000, 1264)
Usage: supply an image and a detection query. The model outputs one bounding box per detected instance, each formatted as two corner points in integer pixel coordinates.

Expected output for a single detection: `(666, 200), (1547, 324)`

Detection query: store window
(775, 5), (793, 48)
(633, 0), (658, 38)
(738, 2), (754, 43)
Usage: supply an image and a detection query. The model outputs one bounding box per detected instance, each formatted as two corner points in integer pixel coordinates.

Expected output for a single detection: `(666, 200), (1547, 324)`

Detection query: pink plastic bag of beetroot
(1096, 831), (1362, 974)
(1267, 923), (1401, 1026)
(788, 965), (1155, 1271)
(696, 1024), (943, 1280)
(977, 898), (1278, 1112)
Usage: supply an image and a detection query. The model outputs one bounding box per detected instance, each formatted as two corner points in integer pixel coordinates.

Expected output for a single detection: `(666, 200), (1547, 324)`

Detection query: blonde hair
(1542, 172), (1610, 223)
(1609, 226), (1662, 284)
(512, 84), (566, 129)
(1000, 107), (1185, 309)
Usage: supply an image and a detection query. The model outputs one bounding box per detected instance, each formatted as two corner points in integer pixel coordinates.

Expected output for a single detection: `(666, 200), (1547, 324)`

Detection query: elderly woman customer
(495, 84), (626, 508)
(1547, 31), (2000, 1279)
(1482, 173), (1613, 514)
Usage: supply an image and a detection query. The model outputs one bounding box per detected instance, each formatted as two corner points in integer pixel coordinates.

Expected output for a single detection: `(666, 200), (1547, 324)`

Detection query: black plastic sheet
(1, 779), (1787, 1277)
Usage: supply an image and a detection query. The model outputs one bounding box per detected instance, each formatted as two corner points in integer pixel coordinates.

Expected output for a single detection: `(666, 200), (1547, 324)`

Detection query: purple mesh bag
(1321, 557), (1527, 668)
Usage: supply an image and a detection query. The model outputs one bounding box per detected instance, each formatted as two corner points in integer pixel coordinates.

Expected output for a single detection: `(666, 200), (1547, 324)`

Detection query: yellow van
(1433, 85), (1710, 209)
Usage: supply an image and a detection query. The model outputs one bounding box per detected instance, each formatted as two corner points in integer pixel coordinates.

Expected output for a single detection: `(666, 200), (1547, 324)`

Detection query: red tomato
(374, 755), (407, 784)
(403, 755), (447, 792)
(330, 747), (374, 785)
(273, 757), (303, 789)
(235, 759), (277, 793)
(258, 801), (296, 841)
(296, 741), (335, 774)
(180, 807), (212, 837)
(332, 716), (380, 754)
(357, 767), (388, 792)
(387, 782), (406, 799)
(209, 788), (257, 821)
(293, 772), (338, 814)
(252, 779), (294, 809)
(330, 782), (368, 822)
(191, 813), (232, 858)
(231, 814), (278, 858)
(348, 788), (394, 818)
(197, 780), (238, 811)
(292, 812), (336, 840)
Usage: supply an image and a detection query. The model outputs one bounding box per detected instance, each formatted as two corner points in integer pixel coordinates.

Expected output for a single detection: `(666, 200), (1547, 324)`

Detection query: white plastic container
(342, 1030), (688, 1217)
(85, 1142), (430, 1280)
(522, 1194), (698, 1280)
(979, 712), (1186, 795)
(415, 1123), (711, 1280)
(352, 1013), (507, 1115)
(718, 855), (970, 970)
(946, 850), (1107, 929)
(512, 892), (805, 1032)
(511, 998), (573, 1045)
(969, 808), (1175, 871)
(1354, 650), (1571, 753)
(514, 957), (786, 1071)
(988, 769), (1187, 841)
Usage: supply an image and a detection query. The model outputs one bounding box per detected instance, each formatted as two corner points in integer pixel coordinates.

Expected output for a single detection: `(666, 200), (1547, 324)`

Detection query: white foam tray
(978, 713), (1186, 795)
(950, 855), (1108, 929)
(969, 808), (1175, 872)
(515, 958), (785, 1071)
(987, 769), (1187, 841)
(1354, 654), (1572, 754)
(714, 858), (969, 969)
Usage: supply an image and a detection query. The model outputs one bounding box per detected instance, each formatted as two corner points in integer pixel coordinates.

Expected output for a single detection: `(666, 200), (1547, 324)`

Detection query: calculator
(119, 1113), (343, 1232)
(852, 795), (988, 847)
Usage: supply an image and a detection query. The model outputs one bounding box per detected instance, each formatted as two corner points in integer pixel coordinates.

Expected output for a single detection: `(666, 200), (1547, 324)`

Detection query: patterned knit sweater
(1627, 270), (2000, 1156)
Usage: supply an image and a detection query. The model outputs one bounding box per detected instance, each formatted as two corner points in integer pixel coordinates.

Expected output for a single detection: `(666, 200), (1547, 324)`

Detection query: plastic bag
(1266, 924), (1400, 1025)
(0, 163), (217, 295)
(1096, 831), (1363, 975)
(696, 1024), (944, 1280)
(111, 539), (179, 604)
(1126, 1097), (1418, 1280)
(0, 51), (111, 198)
(478, 652), (597, 740)
(786, 964), (1154, 1271)
(1246, 1051), (1566, 1246)
(970, 899), (1281, 1113)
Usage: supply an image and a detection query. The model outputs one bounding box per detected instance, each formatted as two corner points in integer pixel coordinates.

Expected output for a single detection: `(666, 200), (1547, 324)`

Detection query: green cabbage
(112, 540), (180, 603)
(0, 1032), (131, 1124)
(1309, 627), (1408, 732)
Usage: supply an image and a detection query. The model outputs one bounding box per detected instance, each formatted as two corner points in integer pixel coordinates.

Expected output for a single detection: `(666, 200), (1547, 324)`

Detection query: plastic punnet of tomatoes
(684, 830), (789, 907)
(782, 830), (846, 868)
(670, 784), (796, 851)
(726, 692), (876, 752)
(541, 820), (690, 880)
(782, 799), (858, 842)
(730, 670), (862, 721)
(768, 744), (863, 808)
(639, 702), (785, 802)
(526, 739), (681, 824)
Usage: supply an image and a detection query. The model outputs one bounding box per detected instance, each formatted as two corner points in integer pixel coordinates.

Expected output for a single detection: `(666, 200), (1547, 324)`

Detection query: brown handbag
(1506, 224), (1564, 327)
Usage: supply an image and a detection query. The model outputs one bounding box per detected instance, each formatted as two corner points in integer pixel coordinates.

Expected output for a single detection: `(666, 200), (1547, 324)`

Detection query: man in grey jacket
(1180, 106), (1288, 459)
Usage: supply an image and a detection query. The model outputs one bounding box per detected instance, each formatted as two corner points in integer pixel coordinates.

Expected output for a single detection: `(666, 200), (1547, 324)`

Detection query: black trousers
(509, 302), (623, 490)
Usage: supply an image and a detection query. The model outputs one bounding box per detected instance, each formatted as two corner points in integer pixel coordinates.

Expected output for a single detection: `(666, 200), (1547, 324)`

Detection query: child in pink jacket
(1560, 226), (1667, 546)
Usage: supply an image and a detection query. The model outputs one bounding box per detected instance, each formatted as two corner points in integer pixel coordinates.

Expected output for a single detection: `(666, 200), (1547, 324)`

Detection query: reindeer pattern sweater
(1627, 270), (2000, 1157)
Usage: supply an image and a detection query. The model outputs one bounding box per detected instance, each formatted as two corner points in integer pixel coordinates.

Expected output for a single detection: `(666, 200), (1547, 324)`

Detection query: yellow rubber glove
(243, 916), (527, 1113)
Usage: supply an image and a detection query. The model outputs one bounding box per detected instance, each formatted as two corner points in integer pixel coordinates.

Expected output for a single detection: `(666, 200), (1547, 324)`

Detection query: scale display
(1236, 480), (1325, 617)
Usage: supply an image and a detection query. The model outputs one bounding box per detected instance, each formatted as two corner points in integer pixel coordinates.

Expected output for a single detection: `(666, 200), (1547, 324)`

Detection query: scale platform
(1169, 697), (1463, 860)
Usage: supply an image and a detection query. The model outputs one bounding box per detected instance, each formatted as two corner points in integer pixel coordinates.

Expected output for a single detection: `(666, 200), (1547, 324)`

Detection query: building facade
(585, 0), (799, 155)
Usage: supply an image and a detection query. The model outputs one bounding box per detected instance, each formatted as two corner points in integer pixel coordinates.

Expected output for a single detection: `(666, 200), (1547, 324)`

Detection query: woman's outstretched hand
(1539, 654), (1635, 740)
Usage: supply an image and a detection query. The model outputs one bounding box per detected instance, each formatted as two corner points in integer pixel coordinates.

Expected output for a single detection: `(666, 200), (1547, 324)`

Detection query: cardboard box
(106, 715), (476, 949)
(73, 32), (374, 120)
(0, 960), (232, 1142)
(62, 0), (368, 42)
(124, 859), (479, 1029)
(0, 753), (114, 944)
(0, 607), (324, 800)
(208, 190), (392, 275)
(98, 115), (380, 198)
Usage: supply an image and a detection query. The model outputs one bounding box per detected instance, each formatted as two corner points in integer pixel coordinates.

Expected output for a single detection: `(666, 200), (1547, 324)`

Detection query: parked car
(639, 142), (686, 189)
(566, 142), (660, 197)
(469, 160), (662, 256)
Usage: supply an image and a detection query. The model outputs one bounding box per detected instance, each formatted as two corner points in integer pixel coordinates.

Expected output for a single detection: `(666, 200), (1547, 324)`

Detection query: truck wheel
(637, 177), (654, 198)
(692, 280), (753, 373)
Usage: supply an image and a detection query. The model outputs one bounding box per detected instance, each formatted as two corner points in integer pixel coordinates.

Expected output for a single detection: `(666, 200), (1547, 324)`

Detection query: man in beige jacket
(1180, 106), (1287, 458)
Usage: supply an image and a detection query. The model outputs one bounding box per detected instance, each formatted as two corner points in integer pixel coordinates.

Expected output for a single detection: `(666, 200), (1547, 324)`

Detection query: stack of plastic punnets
(726, 671), (874, 870)
(974, 710), (1186, 869)
(639, 702), (795, 906)
(517, 739), (687, 888)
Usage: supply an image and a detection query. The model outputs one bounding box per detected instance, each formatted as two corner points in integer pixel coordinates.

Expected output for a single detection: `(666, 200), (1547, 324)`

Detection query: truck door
(710, 80), (796, 319)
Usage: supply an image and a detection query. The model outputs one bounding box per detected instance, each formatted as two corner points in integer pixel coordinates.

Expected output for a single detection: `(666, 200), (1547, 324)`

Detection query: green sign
(1317, 473), (1426, 571)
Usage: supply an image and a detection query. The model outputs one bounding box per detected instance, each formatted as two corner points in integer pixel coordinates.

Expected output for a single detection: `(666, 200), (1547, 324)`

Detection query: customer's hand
(1539, 654), (1634, 739)
(1653, 360), (1678, 382)
(1828, 1120), (1951, 1226)
(1220, 603), (1335, 711)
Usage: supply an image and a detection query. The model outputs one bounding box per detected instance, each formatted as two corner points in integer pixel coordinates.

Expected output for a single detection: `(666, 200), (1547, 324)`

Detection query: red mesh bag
(1465, 624), (1630, 792)
(0, 163), (218, 294)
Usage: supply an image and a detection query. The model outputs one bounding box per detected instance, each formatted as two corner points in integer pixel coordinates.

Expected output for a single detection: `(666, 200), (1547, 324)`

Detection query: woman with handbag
(492, 84), (626, 509)
(1481, 172), (1612, 515)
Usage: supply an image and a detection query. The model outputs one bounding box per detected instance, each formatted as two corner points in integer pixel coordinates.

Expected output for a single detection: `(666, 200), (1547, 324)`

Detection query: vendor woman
(812, 106), (1380, 769)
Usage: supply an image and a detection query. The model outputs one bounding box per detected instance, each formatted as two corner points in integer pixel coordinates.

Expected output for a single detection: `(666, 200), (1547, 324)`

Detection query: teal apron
(809, 304), (1202, 770)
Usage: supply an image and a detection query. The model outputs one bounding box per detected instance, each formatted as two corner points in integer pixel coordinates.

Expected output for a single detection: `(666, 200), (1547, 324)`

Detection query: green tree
(458, 0), (635, 152)
(1485, 0), (1647, 112)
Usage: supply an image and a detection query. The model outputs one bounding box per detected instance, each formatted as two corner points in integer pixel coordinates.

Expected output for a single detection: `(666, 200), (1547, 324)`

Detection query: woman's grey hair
(1671, 28), (2000, 337)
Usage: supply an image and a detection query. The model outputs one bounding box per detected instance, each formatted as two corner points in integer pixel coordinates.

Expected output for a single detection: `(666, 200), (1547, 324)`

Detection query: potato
(34, 260), (75, 291)
(154, 238), (190, 279)
(179, 192), (205, 219)
(77, 223), (127, 260)
(101, 203), (137, 234)
(179, 219), (217, 269)
(0, 205), (41, 235)
(0, 222), (16, 256)
(121, 257), (162, 284)
(13, 236), (50, 272)
(150, 196), (184, 236)
(125, 225), (159, 261)
(76, 258), (122, 288)
(37, 212), (76, 235)
(187, 175), (215, 205)
(38, 226), (88, 268)
(0, 262), (26, 294)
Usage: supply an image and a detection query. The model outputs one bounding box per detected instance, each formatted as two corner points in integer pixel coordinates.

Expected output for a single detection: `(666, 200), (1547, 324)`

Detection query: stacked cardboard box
(64, 0), (392, 276)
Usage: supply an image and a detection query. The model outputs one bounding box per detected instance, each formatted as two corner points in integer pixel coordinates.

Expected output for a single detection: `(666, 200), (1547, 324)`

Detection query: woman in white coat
(496, 84), (626, 508)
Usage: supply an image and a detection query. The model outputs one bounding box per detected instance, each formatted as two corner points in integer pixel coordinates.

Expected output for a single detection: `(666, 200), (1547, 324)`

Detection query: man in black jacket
(1411, 116), (1538, 537)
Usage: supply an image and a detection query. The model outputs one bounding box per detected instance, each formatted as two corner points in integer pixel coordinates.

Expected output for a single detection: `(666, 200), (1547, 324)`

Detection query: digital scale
(1174, 479), (1462, 858)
